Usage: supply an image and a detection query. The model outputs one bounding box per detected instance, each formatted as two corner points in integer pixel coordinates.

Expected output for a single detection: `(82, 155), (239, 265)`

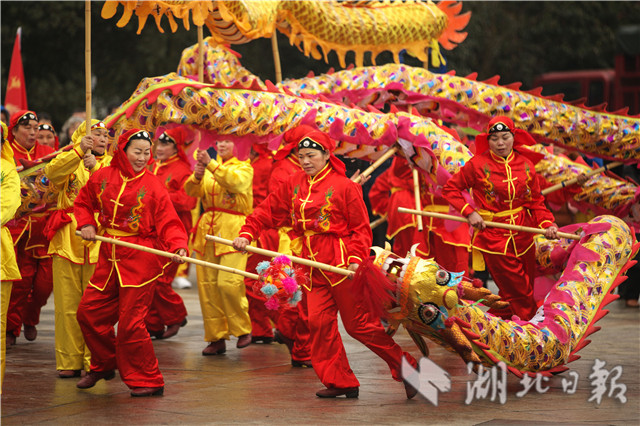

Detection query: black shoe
(131, 386), (164, 397)
(251, 335), (274, 344)
(316, 387), (359, 398)
(76, 370), (116, 389)
(291, 359), (313, 368)
(202, 340), (226, 355)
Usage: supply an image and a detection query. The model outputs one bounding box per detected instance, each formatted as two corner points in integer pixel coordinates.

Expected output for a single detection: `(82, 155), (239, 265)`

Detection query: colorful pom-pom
(265, 297), (280, 310)
(282, 277), (298, 294)
(261, 283), (278, 297)
(284, 267), (295, 277)
(256, 261), (271, 274)
(290, 290), (302, 304)
(273, 255), (292, 266)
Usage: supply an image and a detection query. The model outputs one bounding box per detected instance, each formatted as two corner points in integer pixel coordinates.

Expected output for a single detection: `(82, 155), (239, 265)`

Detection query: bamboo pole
(271, 32), (282, 84)
(397, 208), (580, 240)
(412, 169), (424, 231)
(351, 146), (398, 184)
(541, 161), (623, 195)
(206, 235), (354, 277)
(197, 25), (204, 83)
(370, 215), (388, 230)
(74, 231), (259, 280)
(85, 1), (91, 136)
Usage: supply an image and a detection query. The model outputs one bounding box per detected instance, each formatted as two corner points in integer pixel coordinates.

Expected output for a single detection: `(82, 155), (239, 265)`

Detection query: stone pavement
(1, 283), (638, 425)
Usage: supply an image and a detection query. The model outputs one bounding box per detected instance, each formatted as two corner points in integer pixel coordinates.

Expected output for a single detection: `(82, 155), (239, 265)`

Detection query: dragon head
(371, 244), (463, 331)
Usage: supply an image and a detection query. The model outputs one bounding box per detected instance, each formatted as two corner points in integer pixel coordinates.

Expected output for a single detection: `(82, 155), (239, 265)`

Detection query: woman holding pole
(74, 129), (188, 397)
(233, 126), (418, 399)
(442, 116), (558, 321)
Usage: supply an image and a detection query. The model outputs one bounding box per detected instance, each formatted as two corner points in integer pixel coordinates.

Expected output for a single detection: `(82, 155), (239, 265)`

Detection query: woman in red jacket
(233, 126), (417, 399)
(442, 116), (558, 320)
(74, 129), (188, 397)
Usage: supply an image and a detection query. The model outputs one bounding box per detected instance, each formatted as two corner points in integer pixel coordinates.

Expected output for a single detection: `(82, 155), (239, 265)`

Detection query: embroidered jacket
(7, 141), (55, 253)
(443, 150), (555, 256)
(240, 163), (372, 290)
(74, 166), (188, 290)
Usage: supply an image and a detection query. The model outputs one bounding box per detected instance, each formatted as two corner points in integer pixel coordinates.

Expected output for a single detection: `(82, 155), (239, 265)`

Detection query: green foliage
(2, 1), (639, 131)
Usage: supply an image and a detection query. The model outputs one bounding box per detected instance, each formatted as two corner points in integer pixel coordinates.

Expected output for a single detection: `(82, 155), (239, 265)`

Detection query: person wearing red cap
(37, 123), (59, 150)
(184, 139), (253, 355)
(5, 110), (55, 345)
(1, 121), (21, 391)
(74, 129), (188, 397)
(233, 126), (418, 399)
(145, 128), (196, 340)
(43, 119), (111, 378)
(443, 116), (559, 320)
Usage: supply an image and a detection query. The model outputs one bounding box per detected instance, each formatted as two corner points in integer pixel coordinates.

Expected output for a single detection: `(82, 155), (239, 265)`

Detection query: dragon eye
(417, 302), (440, 325)
(435, 269), (450, 286)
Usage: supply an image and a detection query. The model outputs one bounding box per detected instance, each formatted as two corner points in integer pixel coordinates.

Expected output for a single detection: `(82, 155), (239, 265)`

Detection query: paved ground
(1, 281), (638, 425)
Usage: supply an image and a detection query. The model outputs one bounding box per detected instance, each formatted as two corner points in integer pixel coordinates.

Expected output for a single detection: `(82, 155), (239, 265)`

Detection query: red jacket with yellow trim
(240, 164), (372, 289)
(443, 150), (555, 256)
(7, 141), (55, 251)
(74, 165), (188, 289)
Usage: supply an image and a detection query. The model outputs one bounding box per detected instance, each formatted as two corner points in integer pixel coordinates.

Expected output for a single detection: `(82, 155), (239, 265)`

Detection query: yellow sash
(471, 206), (524, 271)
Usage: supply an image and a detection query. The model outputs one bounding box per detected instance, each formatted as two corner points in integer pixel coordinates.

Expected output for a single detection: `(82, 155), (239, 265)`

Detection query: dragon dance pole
(74, 231), (258, 280)
(351, 145), (398, 184)
(397, 208), (581, 240)
(206, 235), (354, 277)
(370, 214), (387, 230)
(271, 32), (282, 83)
(541, 161), (623, 195)
(412, 168), (424, 232)
(197, 25), (204, 83)
(85, 1), (91, 136)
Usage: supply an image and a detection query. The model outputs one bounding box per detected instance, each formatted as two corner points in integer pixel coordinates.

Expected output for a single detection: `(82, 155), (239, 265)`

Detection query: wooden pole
(206, 235), (354, 277)
(197, 25), (204, 83)
(85, 1), (91, 136)
(370, 215), (388, 230)
(351, 146), (398, 184)
(412, 169), (424, 231)
(397, 208), (581, 240)
(271, 32), (283, 84)
(541, 161), (623, 195)
(74, 231), (259, 280)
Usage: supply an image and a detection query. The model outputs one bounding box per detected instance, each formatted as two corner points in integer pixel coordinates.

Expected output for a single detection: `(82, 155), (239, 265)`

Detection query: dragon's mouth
(381, 255), (410, 281)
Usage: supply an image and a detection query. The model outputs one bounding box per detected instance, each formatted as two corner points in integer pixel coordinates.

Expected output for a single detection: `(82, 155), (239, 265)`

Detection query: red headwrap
(475, 116), (539, 161)
(275, 125), (317, 160)
(38, 123), (59, 150)
(112, 128), (154, 178)
(277, 125), (346, 176)
(159, 127), (190, 164)
(8, 110), (38, 143)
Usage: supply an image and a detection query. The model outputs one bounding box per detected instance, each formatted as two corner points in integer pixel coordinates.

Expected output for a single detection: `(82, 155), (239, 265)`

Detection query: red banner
(5, 27), (27, 115)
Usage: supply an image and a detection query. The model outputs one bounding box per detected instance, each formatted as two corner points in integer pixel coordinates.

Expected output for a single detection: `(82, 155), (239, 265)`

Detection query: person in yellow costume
(43, 120), (111, 378)
(184, 140), (253, 355)
(1, 121), (21, 392)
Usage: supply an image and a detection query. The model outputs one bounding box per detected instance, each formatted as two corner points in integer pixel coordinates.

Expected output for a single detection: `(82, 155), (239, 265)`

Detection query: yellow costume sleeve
(44, 146), (85, 189)
(1, 157), (21, 226)
(207, 157), (253, 194)
(1, 157), (21, 281)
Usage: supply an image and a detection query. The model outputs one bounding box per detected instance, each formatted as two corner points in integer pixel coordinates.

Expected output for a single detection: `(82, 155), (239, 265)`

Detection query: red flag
(4, 27), (28, 115)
